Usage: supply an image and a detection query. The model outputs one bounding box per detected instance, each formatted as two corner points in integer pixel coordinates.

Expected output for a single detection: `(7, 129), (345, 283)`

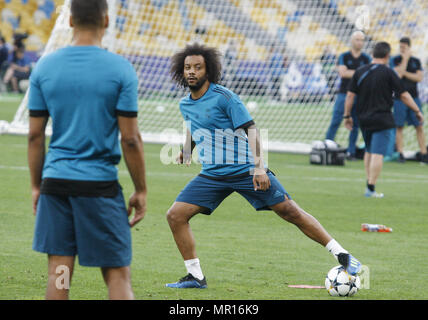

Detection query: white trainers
(364, 189), (384, 198)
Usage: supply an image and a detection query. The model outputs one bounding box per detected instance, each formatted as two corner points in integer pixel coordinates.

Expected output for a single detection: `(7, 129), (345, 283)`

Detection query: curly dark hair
(170, 42), (222, 88)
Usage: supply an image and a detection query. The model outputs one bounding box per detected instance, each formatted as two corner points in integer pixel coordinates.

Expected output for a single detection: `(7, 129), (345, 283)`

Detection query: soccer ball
(325, 265), (360, 297)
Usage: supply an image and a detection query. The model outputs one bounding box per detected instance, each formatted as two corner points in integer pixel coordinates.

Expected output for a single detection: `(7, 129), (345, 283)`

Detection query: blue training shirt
(180, 83), (256, 177)
(28, 46), (139, 181)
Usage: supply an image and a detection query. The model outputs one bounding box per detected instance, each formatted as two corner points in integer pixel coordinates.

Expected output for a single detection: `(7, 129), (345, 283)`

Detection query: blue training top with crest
(179, 83), (257, 177)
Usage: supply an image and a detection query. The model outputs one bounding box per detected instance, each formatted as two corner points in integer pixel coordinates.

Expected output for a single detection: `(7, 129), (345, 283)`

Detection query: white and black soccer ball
(325, 265), (360, 297)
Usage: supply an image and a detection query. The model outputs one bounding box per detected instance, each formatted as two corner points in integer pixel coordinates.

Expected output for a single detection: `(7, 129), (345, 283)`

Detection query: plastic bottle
(361, 223), (393, 233)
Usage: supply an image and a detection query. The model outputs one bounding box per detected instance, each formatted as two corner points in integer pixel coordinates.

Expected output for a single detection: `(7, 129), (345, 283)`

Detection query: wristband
(343, 115), (351, 119)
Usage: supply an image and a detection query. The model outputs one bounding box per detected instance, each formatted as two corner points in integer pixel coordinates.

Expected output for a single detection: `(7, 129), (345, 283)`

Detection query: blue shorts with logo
(33, 191), (132, 267)
(361, 128), (394, 156)
(393, 98), (423, 127)
(175, 171), (291, 214)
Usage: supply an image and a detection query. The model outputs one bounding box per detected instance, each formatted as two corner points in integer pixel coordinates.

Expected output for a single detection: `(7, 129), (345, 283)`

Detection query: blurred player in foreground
(165, 43), (362, 289)
(28, 0), (147, 299)
(344, 42), (423, 198)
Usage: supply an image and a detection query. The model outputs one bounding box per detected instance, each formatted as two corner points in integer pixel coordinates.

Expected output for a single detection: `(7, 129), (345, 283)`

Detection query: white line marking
(1, 164), (427, 184)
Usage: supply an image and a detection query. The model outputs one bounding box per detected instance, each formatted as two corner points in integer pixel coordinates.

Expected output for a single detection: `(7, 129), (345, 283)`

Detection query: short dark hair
(399, 37), (411, 47)
(170, 43), (222, 88)
(372, 42), (391, 59)
(71, 0), (108, 29)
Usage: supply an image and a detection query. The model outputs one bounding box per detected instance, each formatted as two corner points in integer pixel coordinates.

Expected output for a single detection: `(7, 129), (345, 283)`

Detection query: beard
(186, 75), (208, 90)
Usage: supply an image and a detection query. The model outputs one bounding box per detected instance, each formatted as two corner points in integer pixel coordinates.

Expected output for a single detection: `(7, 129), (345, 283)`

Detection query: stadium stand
(0, 0), (61, 53)
(2, 0), (428, 153)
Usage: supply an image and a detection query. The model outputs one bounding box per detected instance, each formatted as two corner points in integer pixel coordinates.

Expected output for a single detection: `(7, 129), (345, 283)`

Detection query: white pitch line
(1, 164), (427, 184)
(1, 144), (426, 179)
(0, 96), (23, 102)
(0, 165), (28, 171)
(277, 163), (428, 180)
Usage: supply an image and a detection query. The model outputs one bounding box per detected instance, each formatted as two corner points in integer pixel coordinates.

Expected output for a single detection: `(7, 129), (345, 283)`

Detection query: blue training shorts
(393, 98), (423, 127)
(33, 191), (132, 267)
(175, 171), (291, 215)
(361, 128), (394, 156)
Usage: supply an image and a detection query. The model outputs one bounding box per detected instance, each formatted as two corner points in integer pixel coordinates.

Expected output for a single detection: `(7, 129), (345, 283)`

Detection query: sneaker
(420, 153), (428, 165)
(346, 153), (358, 161)
(364, 188), (384, 198)
(397, 153), (406, 163)
(166, 273), (207, 289)
(337, 253), (362, 276)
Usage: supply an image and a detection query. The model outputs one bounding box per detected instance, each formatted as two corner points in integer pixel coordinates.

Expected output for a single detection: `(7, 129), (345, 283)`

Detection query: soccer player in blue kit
(28, 0), (147, 299)
(165, 43), (362, 288)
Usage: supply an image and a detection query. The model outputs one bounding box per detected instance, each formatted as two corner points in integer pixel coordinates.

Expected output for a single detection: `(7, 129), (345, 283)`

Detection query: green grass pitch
(0, 97), (428, 300)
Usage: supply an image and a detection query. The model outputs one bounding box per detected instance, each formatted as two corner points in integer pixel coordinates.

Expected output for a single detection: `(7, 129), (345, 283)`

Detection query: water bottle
(361, 223), (392, 232)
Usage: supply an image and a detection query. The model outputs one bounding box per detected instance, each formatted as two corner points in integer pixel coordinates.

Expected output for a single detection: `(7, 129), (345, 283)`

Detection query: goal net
(6, 0), (428, 154)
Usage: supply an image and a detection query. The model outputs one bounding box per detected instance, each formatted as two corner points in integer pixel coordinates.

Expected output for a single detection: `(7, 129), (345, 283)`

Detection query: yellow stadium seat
(308, 22), (319, 32)
(0, 21), (14, 42)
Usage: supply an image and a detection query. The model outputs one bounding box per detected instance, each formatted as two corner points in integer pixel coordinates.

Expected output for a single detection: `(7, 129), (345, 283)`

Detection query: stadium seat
(0, 0), (426, 92)
(0, 0), (59, 56)
(4, 0), (428, 157)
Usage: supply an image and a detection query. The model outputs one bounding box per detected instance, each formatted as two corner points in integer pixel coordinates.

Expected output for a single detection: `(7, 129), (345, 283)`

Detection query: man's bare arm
(119, 116), (147, 192)
(118, 116), (147, 227)
(245, 124), (265, 172)
(338, 65), (355, 79)
(403, 70), (423, 83)
(400, 91), (424, 123)
(179, 129), (195, 164)
(394, 53), (410, 78)
(343, 91), (356, 130)
(245, 124), (270, 191)
(28, 116), (49, 214)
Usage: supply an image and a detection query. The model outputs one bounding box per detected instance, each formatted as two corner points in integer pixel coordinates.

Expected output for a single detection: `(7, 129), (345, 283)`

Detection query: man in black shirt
(325, 31), (371, 159)
(344, 42), (423, 198)
(390, 37), (427, 163)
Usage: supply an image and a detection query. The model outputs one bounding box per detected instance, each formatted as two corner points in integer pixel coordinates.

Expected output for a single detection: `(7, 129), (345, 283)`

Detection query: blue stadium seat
(152, 0), (170, 10)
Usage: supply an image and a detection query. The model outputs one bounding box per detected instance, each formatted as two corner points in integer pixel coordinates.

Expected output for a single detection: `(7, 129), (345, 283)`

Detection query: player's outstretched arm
(400, 91), (424, 123)
(28, 116), (49, 215)
(118, 116), (147, 227)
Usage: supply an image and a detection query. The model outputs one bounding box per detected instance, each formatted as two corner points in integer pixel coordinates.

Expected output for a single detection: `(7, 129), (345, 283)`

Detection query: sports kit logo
(159, 121), (269, 172)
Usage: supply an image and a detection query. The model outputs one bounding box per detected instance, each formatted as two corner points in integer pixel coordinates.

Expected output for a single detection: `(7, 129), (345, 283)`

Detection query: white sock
(184, 258), (204, 280)
(326, 239), (348, 260)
